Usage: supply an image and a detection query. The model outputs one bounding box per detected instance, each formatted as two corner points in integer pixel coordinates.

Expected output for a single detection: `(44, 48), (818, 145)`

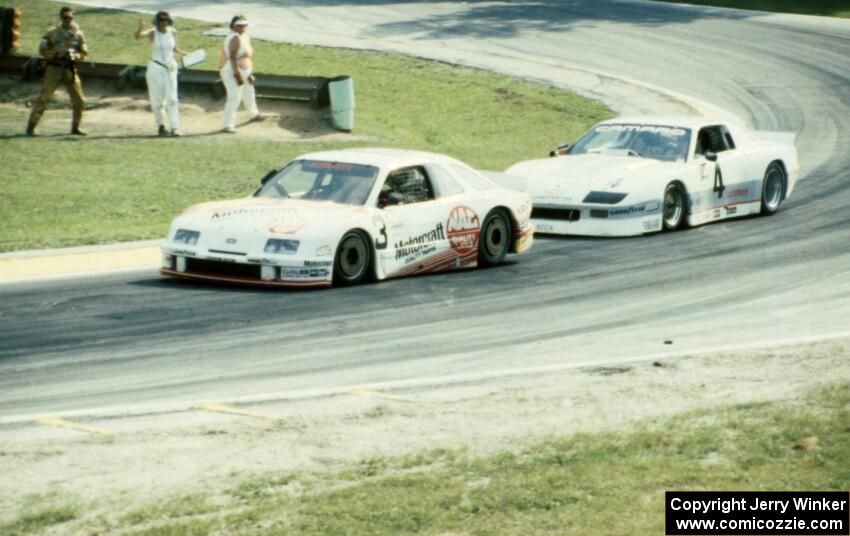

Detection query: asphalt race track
(1, 1), (849, 421)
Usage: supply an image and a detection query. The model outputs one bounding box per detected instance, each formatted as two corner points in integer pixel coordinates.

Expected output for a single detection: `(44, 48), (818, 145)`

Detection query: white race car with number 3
(161, 149), (534, 287)
(505, 116), (799, 236)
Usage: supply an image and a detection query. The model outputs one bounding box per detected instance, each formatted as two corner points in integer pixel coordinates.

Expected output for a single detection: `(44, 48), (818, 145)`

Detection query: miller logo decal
(447, 206), (480, 255)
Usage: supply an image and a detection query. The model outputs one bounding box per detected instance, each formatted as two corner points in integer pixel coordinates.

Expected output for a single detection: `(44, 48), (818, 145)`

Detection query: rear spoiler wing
(753, 130), (796, 146)
(477, 170), (528, 192)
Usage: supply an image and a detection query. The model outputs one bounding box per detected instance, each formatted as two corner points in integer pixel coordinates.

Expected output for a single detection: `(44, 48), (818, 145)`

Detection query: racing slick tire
(478, 209), (511, 267)
(760, 162), (786, 215)
(334, 230), (372, 285)
(662, 182), (685, 231)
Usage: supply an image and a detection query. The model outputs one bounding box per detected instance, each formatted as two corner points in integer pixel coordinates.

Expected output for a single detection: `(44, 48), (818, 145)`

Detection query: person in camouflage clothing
(26, 6), (89, 136)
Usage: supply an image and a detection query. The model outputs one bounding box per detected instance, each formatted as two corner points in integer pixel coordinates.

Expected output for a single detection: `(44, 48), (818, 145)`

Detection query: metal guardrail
(0, 54), (331, 108)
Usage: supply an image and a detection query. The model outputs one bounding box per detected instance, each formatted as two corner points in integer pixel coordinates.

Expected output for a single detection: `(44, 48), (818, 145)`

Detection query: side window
(450, 164), (494, 191)
(379, 166), (434, 206)
(428, 164), (465, 197)
(695, 126), (730, 155)
(722, 126), (736, 150)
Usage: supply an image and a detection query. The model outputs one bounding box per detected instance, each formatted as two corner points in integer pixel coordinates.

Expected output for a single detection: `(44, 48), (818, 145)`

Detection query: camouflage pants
(28, 65), (85, 127)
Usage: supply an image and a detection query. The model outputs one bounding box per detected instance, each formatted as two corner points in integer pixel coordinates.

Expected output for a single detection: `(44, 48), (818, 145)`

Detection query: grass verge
(656, 0), (850, 18)
(9, 383), (847, 535)
(0, 0), (610, 252)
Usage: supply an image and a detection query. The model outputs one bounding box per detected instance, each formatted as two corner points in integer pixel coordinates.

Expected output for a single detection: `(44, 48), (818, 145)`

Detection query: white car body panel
(505, 116), (799, 237)
(161, 148), (533, 287)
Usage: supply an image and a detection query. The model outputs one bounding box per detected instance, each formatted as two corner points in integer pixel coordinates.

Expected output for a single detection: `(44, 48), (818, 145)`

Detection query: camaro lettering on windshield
(395, 224), (445, 261)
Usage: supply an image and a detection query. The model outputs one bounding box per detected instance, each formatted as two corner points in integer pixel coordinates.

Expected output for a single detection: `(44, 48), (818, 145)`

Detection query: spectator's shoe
(222, 127), (237, 134)
(170, 129), (182, 137)
(25, 122), (36, 136)
(158, 125), (168, 137)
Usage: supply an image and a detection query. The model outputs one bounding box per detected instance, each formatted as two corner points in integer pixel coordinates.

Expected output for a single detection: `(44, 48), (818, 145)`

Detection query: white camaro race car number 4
(505, 116), (799, 236)
(161, 148), (534, 287)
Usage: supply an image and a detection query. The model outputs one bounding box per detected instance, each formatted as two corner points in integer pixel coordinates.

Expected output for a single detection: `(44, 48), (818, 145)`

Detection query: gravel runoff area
(0, 338), (847, 529)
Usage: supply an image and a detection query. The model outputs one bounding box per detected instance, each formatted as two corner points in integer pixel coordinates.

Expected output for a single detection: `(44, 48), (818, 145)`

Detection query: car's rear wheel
(761, 162), (785, 215)
(333, 230), (371, 285)
(478, 209), (511, 266)
(662, 182), (685, 230)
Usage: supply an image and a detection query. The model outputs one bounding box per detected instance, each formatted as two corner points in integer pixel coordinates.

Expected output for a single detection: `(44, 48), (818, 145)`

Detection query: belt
(151, 59), (171, 69)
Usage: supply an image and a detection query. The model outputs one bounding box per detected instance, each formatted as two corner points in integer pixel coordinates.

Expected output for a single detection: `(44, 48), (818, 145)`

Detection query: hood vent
(582, 191), (628, 204)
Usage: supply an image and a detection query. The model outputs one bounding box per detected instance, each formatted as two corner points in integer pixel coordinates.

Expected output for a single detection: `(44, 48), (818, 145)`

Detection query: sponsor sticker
(643, 218), (661, 230)
(447, 206), (480, 255)
(283, 267), (329, 280)
(211, 206), (297, 221)
(268, 216), (305, 235)
(304, 161), (354, 171)
(394, 224), (445, 261)
(726, 188), (749, 198)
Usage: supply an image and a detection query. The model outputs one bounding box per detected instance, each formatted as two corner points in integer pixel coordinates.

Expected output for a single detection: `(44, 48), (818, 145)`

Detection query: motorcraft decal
(394, 224), (445, 261)
(447, 206), (480, 255)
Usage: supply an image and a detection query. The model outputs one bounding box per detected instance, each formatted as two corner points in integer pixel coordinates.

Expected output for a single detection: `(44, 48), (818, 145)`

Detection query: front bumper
(531, 202), (663, 237)
(160, 247), (333, 288)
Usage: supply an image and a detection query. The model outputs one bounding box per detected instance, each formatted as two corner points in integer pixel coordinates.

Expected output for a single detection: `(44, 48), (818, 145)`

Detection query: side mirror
(549, 143), (571, 158)
(381, 191), (405, 208)
(260, 169), (277, 185)
(703, 150), (718, 162)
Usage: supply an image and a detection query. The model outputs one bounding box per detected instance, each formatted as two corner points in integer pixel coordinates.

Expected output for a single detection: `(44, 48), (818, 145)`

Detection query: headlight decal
(173, 229), (200, 245)
(264, 238), (300, 254)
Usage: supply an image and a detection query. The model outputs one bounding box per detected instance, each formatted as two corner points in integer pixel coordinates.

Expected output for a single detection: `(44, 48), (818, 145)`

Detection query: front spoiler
(160, 268), (332, 288)
(532, 213), (663, 237)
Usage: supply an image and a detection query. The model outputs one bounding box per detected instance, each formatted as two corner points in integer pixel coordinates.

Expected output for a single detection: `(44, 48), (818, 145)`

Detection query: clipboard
(182, 49), (206, 69)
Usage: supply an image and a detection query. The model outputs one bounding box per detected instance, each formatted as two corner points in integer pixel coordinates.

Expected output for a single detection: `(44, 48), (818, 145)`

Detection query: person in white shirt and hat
(135, 11), (185, 136)
(219, 15), (262, 133)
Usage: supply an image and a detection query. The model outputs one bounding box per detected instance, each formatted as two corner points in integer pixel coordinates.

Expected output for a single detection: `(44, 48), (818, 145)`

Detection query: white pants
(146, 60), (180, 130)
(220, 64), (259, 129)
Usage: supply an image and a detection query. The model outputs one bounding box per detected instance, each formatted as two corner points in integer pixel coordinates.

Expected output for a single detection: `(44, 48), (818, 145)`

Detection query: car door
(694, 125), (749, 220)
(374, 165), (451, 278)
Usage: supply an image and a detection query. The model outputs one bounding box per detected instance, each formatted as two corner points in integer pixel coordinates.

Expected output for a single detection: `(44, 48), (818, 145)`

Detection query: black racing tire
(333, 230), (371, 285)
(662, 182), (685, 231)
(478, 209), (511, 266)
(760, 162), (786, 215)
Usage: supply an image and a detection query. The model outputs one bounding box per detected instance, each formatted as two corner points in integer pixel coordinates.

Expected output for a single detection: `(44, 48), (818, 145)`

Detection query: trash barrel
(328, 75), (354, 132)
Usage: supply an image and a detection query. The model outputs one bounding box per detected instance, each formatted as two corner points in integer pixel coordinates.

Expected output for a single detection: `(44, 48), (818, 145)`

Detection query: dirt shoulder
(0, 338), (847, 531)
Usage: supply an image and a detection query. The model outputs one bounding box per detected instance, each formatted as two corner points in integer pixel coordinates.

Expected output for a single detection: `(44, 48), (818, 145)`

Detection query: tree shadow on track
(110, 0), (757, 40)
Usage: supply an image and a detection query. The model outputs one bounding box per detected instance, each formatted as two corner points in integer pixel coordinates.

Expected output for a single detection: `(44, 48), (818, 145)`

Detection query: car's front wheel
(662, 182), (685, 231)
(760, 162), (785, 215)
(478, 209), (511, 266)
(333, 230), (371, 285)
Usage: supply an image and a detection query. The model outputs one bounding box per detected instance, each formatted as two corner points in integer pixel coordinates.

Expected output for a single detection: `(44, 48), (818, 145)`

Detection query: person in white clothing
(219, 15), (262, 133)
(135, 11), (185, 137)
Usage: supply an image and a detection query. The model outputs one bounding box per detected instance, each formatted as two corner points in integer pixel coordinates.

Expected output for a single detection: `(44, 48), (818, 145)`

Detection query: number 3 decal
(374, 217), (388, 250)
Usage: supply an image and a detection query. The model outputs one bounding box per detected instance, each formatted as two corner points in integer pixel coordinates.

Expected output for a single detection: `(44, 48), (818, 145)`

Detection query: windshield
(255, 160), (380, 205)
(569, 124), (691, 162)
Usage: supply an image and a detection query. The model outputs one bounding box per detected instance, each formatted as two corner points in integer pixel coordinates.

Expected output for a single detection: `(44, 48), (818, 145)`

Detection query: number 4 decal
(713, 165), (726, 199)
